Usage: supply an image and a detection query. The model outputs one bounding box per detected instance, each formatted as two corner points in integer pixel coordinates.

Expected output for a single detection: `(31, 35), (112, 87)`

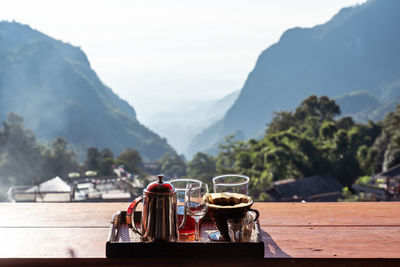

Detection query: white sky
(0, 0), (366, 123)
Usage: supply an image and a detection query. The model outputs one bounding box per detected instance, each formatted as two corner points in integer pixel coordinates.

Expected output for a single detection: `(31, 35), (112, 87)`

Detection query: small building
(101, 190), (132, 202)
(352, 183), (386, 201)
(371, 163), (400, 200)
(8, 176), (72, 202)
(9, 175), (138, 202)
(267, 175), (343, 202)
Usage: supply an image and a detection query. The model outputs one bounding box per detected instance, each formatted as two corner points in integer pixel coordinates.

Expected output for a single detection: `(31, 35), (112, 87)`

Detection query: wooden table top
(1, 202), (400, 265)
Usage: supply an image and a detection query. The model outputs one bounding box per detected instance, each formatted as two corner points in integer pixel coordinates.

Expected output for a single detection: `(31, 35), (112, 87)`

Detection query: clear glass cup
(209, 174), (250, 241)
(227, 212), (255, 242)
(185, 182), (209, 241)
(213, 174), (249, 195)
(170, 179), (202, 240)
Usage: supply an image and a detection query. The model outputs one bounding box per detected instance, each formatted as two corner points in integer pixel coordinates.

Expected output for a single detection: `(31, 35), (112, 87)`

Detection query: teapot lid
(145, 174), (175, 194)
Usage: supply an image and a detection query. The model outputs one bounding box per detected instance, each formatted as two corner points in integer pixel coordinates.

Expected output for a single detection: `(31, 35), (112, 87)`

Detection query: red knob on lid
(145, 174), (175, 194)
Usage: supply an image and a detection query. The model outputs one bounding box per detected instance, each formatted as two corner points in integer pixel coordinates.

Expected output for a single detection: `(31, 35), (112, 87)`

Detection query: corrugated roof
(268, 175), (343, 201)
(375, 163), (400, 178)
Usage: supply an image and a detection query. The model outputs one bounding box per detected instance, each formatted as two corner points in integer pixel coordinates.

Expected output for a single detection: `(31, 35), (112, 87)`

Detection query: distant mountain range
(335, 91), (400, 122)
(186, 0), (400, 156)
(0, 21), (175, 161)
(146, 90), (239, 156)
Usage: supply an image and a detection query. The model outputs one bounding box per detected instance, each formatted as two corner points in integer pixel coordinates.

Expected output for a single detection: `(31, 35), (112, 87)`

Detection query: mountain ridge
(187, 0), (400, 156)
(0, 21), (174, 161)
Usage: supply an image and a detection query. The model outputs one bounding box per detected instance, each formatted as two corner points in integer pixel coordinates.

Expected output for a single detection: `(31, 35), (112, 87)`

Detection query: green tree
(98, 148), (114, 176)
(295, 95), (340, 122)
(320, 121), (337, 140)
(266, 95), (341, 137)
(100, 148), (113, 160)
(370, 104), (400, 172)
(213, 95), (375, 200)
(0, 113), (46, 187)
(84, 147), (100, 172)
(187, 152), (216, 181)
(357, 145), (378, 175)
(157, 153), (186, 178)
(382, 104), (400, 135)
(0, 113), (83, 200)
(116, 148), (145, 175)
(99, 157), (114, 176)
(216, 135), (248, 174)
(336, 117), (355, 130)
(266, 111), (296, 135)
(43, 137), (79, 178)
(383, 146), (400, 171)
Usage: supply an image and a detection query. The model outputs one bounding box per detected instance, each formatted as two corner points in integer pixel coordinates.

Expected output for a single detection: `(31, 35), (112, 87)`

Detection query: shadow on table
(261, 229), (290, 258)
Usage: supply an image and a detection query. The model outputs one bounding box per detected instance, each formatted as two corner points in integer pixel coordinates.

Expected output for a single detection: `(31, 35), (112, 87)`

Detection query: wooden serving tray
(106, 210), (264, 258)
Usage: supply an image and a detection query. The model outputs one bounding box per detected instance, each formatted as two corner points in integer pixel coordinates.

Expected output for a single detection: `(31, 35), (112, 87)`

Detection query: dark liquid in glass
(178, 206), (196, 235)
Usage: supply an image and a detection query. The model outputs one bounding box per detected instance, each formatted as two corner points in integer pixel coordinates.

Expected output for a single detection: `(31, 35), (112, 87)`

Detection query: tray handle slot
(107, 210), (121, 242)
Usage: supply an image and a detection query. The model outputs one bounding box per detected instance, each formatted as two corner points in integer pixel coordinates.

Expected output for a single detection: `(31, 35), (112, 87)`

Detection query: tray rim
(107, 210), (263, 243)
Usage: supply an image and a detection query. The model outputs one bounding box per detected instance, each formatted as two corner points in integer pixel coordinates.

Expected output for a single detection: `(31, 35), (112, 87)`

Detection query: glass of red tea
(170, 178), (202, 241)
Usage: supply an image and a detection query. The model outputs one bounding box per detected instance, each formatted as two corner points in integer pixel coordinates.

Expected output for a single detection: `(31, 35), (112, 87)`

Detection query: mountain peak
(186, 0), (400, 157)
(0, 21), (174, 161)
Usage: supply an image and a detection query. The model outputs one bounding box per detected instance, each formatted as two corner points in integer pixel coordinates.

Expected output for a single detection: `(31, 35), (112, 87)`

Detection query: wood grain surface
(1, 202), (400, 262)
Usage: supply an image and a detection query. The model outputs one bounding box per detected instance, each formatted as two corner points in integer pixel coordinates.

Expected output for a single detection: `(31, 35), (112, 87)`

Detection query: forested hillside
(2, 95), (399, 201)
(0, 21), (174, 161)
(186, 95), (400, 201)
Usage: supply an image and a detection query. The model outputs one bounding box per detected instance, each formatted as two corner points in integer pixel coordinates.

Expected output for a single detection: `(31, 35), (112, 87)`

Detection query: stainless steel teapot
(126, 175), (186, 242)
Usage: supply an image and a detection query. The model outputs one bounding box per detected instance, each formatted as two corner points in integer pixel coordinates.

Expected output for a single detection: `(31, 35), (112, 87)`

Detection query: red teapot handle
(126, 195), (144, 237)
